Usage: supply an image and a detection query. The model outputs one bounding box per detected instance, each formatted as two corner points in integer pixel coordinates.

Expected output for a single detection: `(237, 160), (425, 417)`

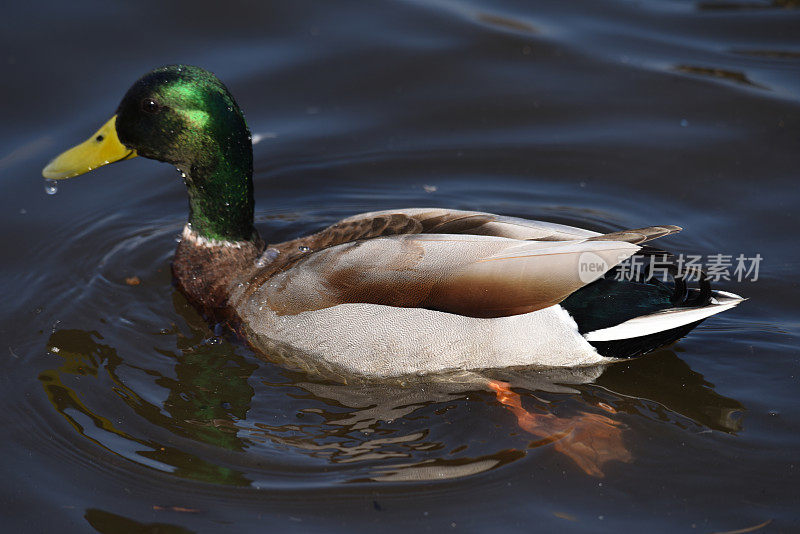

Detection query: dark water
(2, 0), (799, 532)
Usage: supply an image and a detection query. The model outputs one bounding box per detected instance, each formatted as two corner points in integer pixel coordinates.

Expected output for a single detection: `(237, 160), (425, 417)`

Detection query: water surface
(1, 0), (799, 532)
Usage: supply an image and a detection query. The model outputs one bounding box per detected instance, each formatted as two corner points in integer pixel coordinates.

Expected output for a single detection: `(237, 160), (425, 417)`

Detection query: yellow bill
(42, 115), (137, 180)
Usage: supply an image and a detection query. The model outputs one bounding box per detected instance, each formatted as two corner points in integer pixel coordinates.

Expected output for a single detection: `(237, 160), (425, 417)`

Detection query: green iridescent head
(43, 65), (256, 242)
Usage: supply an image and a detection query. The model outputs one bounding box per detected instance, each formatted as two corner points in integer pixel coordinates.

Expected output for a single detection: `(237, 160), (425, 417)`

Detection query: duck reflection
(39, 291), (744, 483)
(250, 351), (744, 481)
(592, 350), (744, 433)
(487, 379), (631, 478)
(38, 291), (258, 486)
(84, 508), (192, 534)
(154, 291), (259, 451)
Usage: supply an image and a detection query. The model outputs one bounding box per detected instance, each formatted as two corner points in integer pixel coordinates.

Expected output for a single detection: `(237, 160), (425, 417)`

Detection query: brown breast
(172, 235), (264, 321)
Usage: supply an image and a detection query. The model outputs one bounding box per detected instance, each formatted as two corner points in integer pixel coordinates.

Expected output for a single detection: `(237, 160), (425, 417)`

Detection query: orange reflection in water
(488, 381), (632, 477)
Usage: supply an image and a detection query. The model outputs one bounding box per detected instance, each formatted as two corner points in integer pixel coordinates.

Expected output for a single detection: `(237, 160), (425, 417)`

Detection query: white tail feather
(583, 290), (745, 342)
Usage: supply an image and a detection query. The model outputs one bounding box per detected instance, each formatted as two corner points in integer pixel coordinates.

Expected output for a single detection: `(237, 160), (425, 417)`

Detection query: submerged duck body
(43, 65), (743, 377)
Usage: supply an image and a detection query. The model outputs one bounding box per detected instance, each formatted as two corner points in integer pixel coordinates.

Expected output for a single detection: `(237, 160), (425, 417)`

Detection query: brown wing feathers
(236, 210), (680, 317)
(587, 225), (682, 245)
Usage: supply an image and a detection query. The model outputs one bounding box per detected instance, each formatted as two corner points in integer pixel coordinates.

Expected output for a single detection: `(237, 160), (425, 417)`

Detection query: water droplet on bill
(44, 179), (58, 195)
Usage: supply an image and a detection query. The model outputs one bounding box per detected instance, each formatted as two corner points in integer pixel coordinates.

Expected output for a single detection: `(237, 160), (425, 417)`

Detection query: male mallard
(42, 65), (743, 377)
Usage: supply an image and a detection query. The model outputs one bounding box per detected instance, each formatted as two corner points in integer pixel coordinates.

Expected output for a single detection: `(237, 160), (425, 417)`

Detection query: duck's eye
(141, 98), (161, 113)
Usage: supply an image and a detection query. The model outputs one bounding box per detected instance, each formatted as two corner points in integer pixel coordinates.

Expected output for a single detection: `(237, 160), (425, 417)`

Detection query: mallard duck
(42, 65), (743, 377)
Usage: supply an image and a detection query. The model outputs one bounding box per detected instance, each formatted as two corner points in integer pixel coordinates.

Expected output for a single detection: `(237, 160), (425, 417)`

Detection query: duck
(42, 65), (743, 377)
